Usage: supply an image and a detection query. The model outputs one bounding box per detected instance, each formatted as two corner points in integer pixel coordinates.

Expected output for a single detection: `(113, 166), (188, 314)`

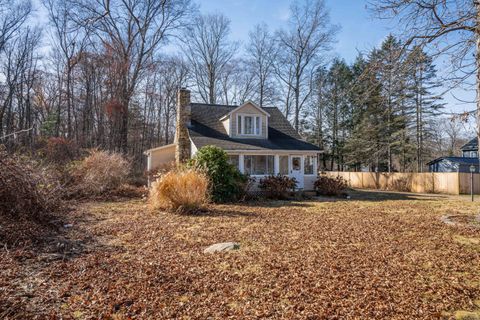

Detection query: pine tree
(405, 46), (444, 172)
(323, 58), (353, 170)
(371, 35), (410, 172)
(344, 54), (385, 171)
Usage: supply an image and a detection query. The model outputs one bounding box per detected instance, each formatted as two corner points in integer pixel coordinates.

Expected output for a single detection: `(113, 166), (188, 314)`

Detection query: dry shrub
(0, 148), (60, 218)
(106, 184), (147, 199)
(149, 168), (209, 213)
(145, 162), (175, 183)
(258, 174), (298, 199)
(314, 175), (348, 196)
(41, 137), (79, 165)
(70, 149), (131, 196)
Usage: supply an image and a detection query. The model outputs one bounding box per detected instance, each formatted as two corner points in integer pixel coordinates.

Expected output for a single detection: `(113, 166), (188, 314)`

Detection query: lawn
(1, 190), (480, 319)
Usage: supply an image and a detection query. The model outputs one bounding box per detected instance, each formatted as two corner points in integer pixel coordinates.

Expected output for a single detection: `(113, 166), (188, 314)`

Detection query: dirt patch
(1, 196), (480, 319)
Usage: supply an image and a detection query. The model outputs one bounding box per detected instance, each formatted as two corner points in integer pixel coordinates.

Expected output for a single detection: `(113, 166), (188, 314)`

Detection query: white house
(145, 89), (322, 190)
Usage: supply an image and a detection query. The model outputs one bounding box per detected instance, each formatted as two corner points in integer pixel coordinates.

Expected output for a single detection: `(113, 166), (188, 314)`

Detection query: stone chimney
(175, 88), (191, 165)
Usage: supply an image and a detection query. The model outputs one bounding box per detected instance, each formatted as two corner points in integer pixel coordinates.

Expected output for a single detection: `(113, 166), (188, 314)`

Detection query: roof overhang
(144, 143), (176, 155)
(222, 149), (322, 154)
(219, 101), (270, 121)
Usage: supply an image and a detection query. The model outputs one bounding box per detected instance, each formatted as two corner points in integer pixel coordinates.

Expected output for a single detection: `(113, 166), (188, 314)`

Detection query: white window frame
(237, 114), (262, 136)
(303, 155), (317, 176)
(243, 154), (275, 176)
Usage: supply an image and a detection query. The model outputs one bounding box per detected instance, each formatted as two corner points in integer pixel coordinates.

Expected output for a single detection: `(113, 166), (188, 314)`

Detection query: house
(145, 89), (322, 190)
(460, 137), (478, 158)
(427, 137), (479, 173)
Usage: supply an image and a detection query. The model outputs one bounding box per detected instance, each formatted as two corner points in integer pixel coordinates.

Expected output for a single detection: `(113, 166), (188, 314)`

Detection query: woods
(0, 0), (476, 173)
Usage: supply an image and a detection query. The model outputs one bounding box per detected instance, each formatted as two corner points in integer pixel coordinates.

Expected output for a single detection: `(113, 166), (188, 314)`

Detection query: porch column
(239, 154), (245, 174)
(274, 155), (280, 175)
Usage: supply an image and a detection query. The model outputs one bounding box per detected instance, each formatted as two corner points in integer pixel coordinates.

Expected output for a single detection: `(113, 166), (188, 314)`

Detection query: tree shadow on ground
(235, 199), (316, 209)
(197, 206), (260, 218)
(325, 189), (451, 202)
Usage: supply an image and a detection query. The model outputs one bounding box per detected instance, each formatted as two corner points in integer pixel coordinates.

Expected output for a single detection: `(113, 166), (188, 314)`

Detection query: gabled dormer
(220, 101), (270, 139)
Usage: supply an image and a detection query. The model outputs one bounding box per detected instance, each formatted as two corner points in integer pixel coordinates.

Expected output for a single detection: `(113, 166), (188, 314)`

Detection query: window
(304, 155), (316, 175)
(292, 157), (301, 171)
(227, 155), (239, 169)
(245, 116), (254, 134)
(279, 156), (289, 175)
(244, 155), (274, 175)
(237, 114), (262, 136)
(464, 151), (478, 158)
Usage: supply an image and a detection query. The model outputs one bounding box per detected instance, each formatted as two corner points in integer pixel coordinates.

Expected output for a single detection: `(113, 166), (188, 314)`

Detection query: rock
(204, 242), (240, 253)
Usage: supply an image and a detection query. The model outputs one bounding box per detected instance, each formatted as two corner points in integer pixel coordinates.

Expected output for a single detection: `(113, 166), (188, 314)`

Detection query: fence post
(457, 172), (461, 195)
(432, 172), (435, 193)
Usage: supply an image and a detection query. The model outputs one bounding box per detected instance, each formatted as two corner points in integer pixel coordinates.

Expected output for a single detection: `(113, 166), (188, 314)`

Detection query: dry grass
(149, 168), (209, 213)
(70, 149), (131, 196)
(0, 149), (61, 219)
(1, 190), (480, 319)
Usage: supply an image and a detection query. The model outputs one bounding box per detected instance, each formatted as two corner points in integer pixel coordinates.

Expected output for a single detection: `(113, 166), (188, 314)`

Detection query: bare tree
(0, 27), (41, 148)
(71, 0), (193, 153)
(182, 13), (238, 104)
(0, 0), (31, 53)
(247, 23), (277, 107)
(369, 0), (479, 164)
(275, 0), (337, 131)
(44, 0), (89, 139)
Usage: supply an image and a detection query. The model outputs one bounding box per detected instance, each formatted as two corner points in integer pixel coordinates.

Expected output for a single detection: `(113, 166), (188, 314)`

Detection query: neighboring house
(145, 89), (322, 190)
(428, 137), (479, 173)
(460, 137), (478, 158)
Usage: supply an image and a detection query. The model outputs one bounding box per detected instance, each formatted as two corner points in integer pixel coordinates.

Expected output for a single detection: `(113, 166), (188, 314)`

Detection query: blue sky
(197, 0), (476, 115)
(197, 0), (392, 62)
(31, 0), (476, 116)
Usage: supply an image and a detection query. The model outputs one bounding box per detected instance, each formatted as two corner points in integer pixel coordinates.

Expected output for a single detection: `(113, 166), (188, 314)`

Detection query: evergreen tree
(344, 54), (386, 171)
(405, 46), (444, 172)
(323, 58), (353, 170)
(371, 35), (410, 172)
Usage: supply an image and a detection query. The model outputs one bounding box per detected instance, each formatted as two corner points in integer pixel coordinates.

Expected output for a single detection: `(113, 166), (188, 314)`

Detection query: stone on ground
(204, 242), (240, 253)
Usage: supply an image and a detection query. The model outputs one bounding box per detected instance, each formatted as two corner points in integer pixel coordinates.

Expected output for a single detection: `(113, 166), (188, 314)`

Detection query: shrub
(258, 174), (298, 199)
(149, 168), (209, 213)
(106, 184), (147, 199)
(41, 137), (79, 165)
(314, 175), (348, 196)
(0, 148), (60, 218)
(70, 149), (131, 196)
(188, 146), (247, 203)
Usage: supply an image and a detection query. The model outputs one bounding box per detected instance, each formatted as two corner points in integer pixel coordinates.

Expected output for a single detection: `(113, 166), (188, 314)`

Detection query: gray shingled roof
(461, 137), (478, 151)
(188, 103), (321, 151)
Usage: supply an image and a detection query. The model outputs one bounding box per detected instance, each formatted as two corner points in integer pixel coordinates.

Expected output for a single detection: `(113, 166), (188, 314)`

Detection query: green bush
(188, 146), (247, 203)
(258, 174), (297, 199)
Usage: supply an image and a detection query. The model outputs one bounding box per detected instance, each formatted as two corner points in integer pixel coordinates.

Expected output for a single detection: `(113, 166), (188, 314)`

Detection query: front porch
(224, 151), (319, 190)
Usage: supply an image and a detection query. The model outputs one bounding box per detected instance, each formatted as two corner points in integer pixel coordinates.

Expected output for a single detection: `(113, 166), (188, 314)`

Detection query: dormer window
(237, 114), (261, 136)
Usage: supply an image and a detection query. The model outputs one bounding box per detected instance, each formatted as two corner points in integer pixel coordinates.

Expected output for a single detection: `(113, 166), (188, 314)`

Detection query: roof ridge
(190, 102), (237, 108)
